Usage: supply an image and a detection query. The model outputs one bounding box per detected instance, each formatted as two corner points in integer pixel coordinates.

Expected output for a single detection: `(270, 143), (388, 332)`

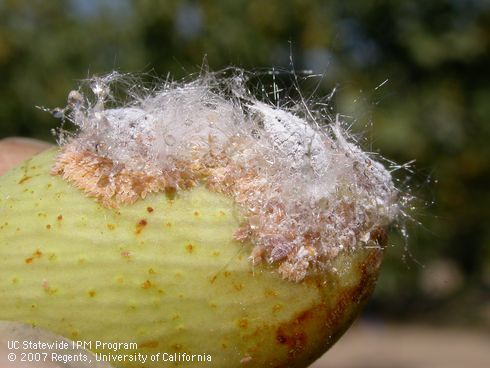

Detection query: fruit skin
(0, 149), (383, 367)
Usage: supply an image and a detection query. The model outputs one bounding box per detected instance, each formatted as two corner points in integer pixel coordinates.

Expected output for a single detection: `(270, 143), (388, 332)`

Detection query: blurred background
(1, 0), (489, 366)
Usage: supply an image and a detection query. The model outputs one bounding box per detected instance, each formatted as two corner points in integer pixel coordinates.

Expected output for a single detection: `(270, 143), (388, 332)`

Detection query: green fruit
(0, 149), (383, 367)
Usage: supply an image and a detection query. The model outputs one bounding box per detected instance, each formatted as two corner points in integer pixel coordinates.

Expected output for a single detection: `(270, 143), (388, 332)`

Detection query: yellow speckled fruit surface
(0, 149), (383, 367)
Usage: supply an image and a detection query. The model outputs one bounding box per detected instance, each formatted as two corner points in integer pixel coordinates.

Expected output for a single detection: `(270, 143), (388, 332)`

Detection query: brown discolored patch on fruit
(88, 290), (96, 297)
(57, 215), (63, 221)
(232, 281), (244, 291)
(135, 219), (147, 234)
(45, 224), (51, 229)
(146, 206), (154, 213)
(25, 249), (43, 264)
(141, 280), (153, 289)
(18, 176), (32, 184)
(275, 313), (310, 359)
(244, 248), (383, 367)
(238, 319), (248, 329)
(107, 223), (115, 230)
(165, 186), (177, 200)
(185, 243), (194, 254)
(313, 249), (383, 349)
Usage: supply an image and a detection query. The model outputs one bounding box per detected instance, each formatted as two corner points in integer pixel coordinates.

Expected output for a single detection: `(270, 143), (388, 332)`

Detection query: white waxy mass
(53, 71), (400, 281)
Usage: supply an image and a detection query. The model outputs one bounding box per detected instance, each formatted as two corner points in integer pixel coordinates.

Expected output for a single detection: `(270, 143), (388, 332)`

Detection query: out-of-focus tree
(0, 0), (488, 326)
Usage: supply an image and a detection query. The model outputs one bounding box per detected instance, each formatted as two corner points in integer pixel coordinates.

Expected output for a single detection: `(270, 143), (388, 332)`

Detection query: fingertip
(0, 137), (54, 176)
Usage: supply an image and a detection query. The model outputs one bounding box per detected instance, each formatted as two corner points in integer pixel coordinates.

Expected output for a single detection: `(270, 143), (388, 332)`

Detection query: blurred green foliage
(1, 0), (489, 324)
